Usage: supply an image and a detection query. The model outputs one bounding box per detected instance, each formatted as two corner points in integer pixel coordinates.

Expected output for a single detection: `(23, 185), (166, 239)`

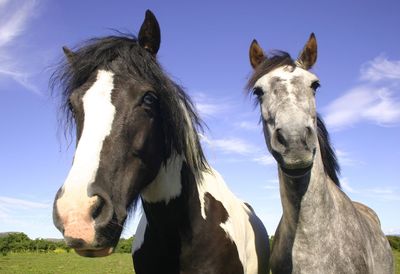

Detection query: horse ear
(249, 39), (266, 69)
(138, 10), (161, 56)
(297, 33), (317, 70)
(62, 46), (76, 63)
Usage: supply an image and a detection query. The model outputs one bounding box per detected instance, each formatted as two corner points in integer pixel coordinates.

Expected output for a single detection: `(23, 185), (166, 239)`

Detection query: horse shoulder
(197, 169), (268, 274)
(352, 201), (381, 226)
(329, 182), (393, 273)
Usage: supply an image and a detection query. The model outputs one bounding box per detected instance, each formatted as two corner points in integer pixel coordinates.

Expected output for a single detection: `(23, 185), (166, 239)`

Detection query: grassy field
(395, 250), (400, 274)
(0, 251), (399, 273)
(0, 252), (134, 274)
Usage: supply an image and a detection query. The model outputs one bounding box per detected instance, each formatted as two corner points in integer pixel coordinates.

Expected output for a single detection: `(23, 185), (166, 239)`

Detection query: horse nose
(271, 126), (315, 155)
(53, 191), (114, 246)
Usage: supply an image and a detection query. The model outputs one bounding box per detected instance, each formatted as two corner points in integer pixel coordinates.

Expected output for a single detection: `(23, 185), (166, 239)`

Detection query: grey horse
(247, 33), (393, 273)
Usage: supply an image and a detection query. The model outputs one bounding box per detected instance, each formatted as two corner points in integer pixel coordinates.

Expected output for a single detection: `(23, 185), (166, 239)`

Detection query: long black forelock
(245, 51), (341, 186)
(51, 33), (208, 178)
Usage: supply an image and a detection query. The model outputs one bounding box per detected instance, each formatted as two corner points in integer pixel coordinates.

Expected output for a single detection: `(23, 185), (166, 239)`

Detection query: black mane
(317, 114), (341, 186)
(51, 34), (208, 176)
(246, 51), (341, 187)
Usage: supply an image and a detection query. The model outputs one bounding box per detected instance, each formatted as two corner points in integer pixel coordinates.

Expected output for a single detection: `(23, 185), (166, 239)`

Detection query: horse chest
(289, 224), (371, 274)
(133, 222), (244, 274)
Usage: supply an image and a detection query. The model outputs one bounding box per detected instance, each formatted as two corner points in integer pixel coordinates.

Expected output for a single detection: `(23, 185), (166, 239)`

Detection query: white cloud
(323, 56), (400, 130)
(340, 178), (356, 194)
(360, 56), (400, 82)
(339, 179), (400, 201)
(364, 187), (400, 201)
(200, 134), (278, 168)
(195, 102), (222, 116)
(192, 92), (236, 117)
(0, 0), (41, 94)
(324, 86), (400, 130)
(335, 149), (364, 167)
(0, 68), (42, 95)
(201, 134), (259, 155)
(0, 0), (10, 9)
(0, 0), (37, 47)
(0, 196), (50, 210)
(253, 155), (275, 166)
(0, 195), (51, 230)
(384, 227), (400, 235)
(235, 121), (259, 131)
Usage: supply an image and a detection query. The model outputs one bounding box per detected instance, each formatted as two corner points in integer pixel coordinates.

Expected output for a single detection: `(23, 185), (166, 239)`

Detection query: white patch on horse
(197, 169), (259, 273)
(141, 154), (183, 204)
(132, 213), (147, 253)
(57, 70), (115, 241)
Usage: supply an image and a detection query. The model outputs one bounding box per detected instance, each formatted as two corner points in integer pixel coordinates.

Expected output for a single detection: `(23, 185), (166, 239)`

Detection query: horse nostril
(276, 128), (287, 147)
(303, 126), (315, 148)
(306, 126), (313, 137)
(91, 196), (105, 220)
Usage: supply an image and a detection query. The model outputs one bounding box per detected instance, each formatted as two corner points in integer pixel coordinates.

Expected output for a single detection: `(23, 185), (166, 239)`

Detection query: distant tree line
(387, 235), (400, 251)
(0, 233), (69, 255)
(1, 232), (398, 256)
(0, 232), (134, 256)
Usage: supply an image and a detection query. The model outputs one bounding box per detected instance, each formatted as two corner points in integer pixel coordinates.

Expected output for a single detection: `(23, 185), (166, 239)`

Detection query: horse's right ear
(249, 39), (266, 69)
(62, 46), (76, 63)
(138, 10), (161, 56)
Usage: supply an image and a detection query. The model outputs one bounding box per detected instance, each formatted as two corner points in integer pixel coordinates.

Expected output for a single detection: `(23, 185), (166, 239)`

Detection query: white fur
(197, 169), (259, 274)
(254, 65), (317, 130)
(141, 154), (183, 204)
(57, 70), (116, 229)
(254, 65), (318, 89)
(132, 213), (147, 253)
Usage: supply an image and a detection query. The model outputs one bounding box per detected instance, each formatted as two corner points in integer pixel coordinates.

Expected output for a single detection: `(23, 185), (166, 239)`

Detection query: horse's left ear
(297, 33), (317, 70)
(62, 46), (76, 64)
(138, 10), (161, 56)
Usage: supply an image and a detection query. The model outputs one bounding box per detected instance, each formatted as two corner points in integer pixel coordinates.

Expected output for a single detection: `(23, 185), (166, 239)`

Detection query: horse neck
(140, 155), (198, 234)
(279, 143), (334, 232)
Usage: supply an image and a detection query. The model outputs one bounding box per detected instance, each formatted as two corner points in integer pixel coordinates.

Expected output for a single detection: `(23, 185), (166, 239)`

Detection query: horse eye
(142, 92), (158, 106)
(253, 87), (264, 98)
(311, 81), (320, 91)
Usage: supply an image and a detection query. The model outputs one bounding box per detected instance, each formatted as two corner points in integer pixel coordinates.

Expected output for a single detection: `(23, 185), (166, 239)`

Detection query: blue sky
(1, 0), (399, 239)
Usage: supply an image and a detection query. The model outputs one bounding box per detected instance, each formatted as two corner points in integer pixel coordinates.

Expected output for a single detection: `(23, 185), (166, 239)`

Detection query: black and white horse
(247, 33), (393, 273)
(52, 10), (269, 274)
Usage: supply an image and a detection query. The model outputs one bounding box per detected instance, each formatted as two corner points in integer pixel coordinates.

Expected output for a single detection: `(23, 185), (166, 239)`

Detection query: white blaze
(57, 70), (116, 241)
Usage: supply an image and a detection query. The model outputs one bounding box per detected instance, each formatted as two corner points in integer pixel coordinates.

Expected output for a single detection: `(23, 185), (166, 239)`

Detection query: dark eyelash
(311, 81), (320, 90)
(253, 87), (264, 98)
(68, 101), (73, 111)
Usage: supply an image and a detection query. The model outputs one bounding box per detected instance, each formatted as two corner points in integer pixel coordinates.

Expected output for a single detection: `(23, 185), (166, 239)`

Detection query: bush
(0, 233), (71, 254)
(114, 237), (134, 253)
(54, 248), (67, 254)
(387, 235), (400, 251)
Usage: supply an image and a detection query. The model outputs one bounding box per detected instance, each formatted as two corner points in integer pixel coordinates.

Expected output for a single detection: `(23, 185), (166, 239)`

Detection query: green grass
(0, 252), (134, 274)
(0, 251), (399, 273)
(394, 250), (400, 274)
